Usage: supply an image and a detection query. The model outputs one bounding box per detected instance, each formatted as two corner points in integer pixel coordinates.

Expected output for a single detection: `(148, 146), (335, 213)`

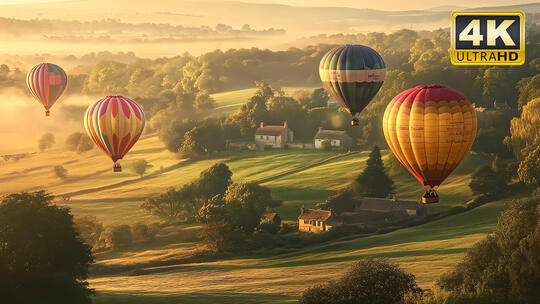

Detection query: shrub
(99, 224), (133, 249)
(38, 133), (55, 152)
(65, 132), (93, 153)
(468, 165), (506, 197)
(300, 258), (421, 304)
(74, 215), (103, 249)
(53, 165), (68, 179)
(131, 222), (160, 242)
(321, 139), (332, 151)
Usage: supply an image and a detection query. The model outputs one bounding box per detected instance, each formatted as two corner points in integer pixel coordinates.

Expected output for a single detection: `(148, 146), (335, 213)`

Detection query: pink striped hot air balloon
(26, 63), (67, 116)
(84, 96), (145, 172)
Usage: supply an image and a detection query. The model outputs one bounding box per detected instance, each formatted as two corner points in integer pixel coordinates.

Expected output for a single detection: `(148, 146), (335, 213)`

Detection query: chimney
(393, 195), (397, 202)
(260, 122), (264, 128)
(329, 208), (334, 216)
(283, 121), (287, 128)
(300, 205), (305, 216)
(318, 126), (323, 132)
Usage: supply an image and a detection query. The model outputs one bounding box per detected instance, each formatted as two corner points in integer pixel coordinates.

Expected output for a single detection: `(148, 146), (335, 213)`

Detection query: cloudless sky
(0, 0), (535, 11)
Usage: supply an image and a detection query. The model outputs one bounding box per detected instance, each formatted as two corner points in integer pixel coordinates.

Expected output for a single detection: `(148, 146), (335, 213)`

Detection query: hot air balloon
(84, 96), (145, 172)
(26, 63), (67, 116)
(319, 44), (386, 126)
(382, 85), (477, 203)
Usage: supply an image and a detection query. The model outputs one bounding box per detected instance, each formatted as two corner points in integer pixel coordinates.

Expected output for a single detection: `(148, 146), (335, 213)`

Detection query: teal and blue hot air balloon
(319, 45), (386, 125)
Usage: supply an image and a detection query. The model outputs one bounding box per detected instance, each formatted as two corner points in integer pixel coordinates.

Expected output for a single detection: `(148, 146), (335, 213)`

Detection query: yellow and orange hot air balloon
(382, 85), (477, 203)
(84, 96), (145, 172)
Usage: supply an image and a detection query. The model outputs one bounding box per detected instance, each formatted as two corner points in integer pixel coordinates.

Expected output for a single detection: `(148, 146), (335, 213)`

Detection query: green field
(211, 86), (320, 115)
(0, 105), (511, 303)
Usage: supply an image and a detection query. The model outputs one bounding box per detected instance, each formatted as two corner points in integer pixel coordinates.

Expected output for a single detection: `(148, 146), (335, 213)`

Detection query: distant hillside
(0, 0), (538, 37)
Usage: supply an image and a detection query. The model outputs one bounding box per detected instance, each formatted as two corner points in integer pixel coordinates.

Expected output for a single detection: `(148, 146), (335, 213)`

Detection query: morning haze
(0, 1), (539, 303)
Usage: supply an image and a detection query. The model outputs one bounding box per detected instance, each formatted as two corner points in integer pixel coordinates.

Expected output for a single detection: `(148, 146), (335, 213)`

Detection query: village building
(356, 196), (421, 216)
(298, 206), (338, 233)
(314, 127), (352, 150)
(298, 196), (422, 233)
(254, 122), (294, 148)
(263, 212), (281, 226)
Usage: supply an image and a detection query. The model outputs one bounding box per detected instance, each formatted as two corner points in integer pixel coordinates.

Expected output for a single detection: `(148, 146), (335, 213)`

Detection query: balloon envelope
(84, 96), (145, 172)
(319, 44), (386, 124)
(382, 85), (477, 199)
(26, 63), (67, 116)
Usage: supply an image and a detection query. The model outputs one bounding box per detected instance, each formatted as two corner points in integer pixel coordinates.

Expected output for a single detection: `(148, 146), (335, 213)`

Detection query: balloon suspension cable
(113, 163), (122, 173)
(45, 110), (50, 116)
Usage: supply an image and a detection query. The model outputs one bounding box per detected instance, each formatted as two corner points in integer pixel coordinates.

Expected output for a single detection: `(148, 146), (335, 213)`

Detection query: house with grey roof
(314, 127), (352, 150)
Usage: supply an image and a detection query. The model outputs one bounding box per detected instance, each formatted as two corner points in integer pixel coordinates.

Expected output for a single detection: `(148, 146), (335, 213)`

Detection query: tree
(199, 182), (281, 251)
(469, 165), (507, 197)
(194, 92), (216, 110)
(65, 132), (93, 153)
(196, 162), (233, 201)
(472, 110), (513, 156)
(130, 159), (152, 177)
(38, 132), (55, 152)
(317, 190), (357, 214)
(0, 191), (94, 304)
(141, 187), (196, 222)
(300, 258), (420, 304)
(221, 182), (281, 234)
(516, 74), (540, 108)
(141, 163), (233, 223)
(181, 122), (225, 156)
(154, 116), (197, 152)
(54, 165), (68, 179)
(74, 215), (103, 249)
(98, 224), (132, 249)
(353, 146), (394, 198)
(439, 195), (540, 303)
(225, 81), (272, 136)
(310, 88), (329, 108)
(517, 145), (540, 189)
(505, 98), (540, 160)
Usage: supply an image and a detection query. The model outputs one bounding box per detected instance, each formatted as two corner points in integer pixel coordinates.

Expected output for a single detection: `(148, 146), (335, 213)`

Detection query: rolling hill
(0, 85), (518, 304)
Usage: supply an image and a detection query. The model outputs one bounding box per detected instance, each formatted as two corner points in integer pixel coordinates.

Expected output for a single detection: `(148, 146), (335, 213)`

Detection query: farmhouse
(314, 127), (352, 150)
(356, 196), (421, 216)
(298, 206), (338, 233)
(254, 122), (294, 148)
(298, 196), (422, 233)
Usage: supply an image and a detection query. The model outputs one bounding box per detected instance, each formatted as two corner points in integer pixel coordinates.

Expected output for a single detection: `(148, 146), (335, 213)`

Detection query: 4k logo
(451, 11), (525, 65)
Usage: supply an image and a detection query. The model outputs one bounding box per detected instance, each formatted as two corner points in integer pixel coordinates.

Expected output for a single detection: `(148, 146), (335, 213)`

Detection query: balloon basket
(45, 110), (50, 117)
(422, 190), (439, 204)
(351, 118), (359, 126)
(113, 164), (122, 172)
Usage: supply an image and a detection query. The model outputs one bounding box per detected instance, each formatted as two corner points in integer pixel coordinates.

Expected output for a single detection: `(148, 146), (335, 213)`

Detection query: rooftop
(264, 212), (279, 221)
(298, 208), (333, 221)
(255, 125), (286, 136)
(357, 197), (420, 212)
(314, 128), (351, 141)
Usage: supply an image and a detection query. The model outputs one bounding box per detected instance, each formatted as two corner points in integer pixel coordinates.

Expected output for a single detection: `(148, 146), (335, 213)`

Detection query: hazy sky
(0, 0), (535, 11)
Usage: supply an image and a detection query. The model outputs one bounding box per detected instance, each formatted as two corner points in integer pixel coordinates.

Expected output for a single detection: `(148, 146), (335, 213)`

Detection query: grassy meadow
(0, 86), (511, 304)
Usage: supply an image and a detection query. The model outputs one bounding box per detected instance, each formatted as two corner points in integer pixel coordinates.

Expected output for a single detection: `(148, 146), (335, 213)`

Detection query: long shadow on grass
(94, 291), (297, 304)
(131, 247), (468, 276)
